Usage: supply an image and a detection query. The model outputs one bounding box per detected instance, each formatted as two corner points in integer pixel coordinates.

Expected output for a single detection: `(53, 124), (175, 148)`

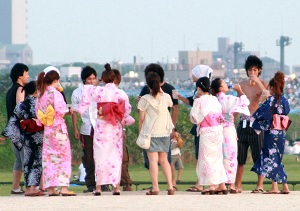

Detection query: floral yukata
(251, 94), (290, 183)
(76, 83), (135, 187)
(190, 95), (227, 185)
(2, 95), (43, 187)
(35, 86), (71, 189)
(216, 92), (250, 184)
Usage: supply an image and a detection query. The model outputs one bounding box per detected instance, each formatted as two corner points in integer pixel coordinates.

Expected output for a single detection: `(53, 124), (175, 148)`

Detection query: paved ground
(1, 191), (300, 210)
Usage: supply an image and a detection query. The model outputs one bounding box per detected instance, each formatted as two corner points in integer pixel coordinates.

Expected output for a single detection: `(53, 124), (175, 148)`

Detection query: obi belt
(97, 101), (125, 125)
(200, 113), (224, 128)
(271, 114), (292, 131)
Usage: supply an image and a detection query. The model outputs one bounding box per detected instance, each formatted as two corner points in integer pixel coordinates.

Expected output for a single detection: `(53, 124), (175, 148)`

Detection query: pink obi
(97, 101), (125, 125)
(271, 114), (292, 131)
(200, 113), (224, 128)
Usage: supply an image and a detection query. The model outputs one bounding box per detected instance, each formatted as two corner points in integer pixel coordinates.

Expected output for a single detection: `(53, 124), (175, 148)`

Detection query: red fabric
(20, 119), (44, 133)
(97, 101), (125, 125)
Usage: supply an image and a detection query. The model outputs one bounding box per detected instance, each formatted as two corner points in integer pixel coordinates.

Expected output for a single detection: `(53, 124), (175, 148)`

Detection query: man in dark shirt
(5, 63), (30, 194)
(138, 63), (178, 170)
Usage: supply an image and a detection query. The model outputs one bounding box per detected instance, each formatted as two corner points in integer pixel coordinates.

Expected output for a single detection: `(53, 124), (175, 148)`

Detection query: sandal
(229, 189), (237, 194)
(167, 189), (175, 195)
(146, 189), (159, 195)
(201, 189), (215, 195)
(263, 190), (279, 194)
(214, 189), (228, 195)
(279, 190), (290, 194)
(48, 191), (60, 197)
(251, 188), (264, 193)
(186, 186), (203, 192)
(112, 191), (121, 195)
(61, 191), (77, 196)
(93, 192), (101, 196)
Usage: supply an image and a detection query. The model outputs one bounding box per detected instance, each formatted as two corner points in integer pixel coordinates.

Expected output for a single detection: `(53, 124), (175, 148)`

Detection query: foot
(167, 188), (175, 195)
(123, 185), (132, 191)
(251, 188), (264, 193)
(11, 188), (25, 194)
(83, 186), (95, 193)
(186, 186), (203, 192)
(146, 189), (159, 195)
(263, 190), (279, 194)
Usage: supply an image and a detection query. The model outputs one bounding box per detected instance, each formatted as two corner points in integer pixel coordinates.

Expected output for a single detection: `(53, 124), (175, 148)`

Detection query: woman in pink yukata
(190, 77), (227, 195)
(75, 63), (135, 196)
(36, 66), (76, 196)
(211, 78), (250, 193)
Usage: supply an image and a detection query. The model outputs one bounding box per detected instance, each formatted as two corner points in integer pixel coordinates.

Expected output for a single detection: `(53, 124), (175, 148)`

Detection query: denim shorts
(147, 136), (170, 152)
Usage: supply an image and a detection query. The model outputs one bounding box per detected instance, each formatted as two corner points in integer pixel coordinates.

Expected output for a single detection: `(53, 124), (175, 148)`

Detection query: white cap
(192, 65), (213, 79)
(43, 66), (60, 76)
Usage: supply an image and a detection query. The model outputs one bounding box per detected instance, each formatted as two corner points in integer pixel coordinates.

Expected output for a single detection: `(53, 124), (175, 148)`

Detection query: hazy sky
(28, 0), (300, 67)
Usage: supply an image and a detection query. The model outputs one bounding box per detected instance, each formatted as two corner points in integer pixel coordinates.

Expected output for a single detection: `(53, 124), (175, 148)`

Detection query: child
(170, 129), (184, 189)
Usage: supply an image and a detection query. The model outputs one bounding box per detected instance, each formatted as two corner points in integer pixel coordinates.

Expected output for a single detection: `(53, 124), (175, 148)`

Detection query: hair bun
(104, 63), (111, 71)
(274, 71), (284, 84)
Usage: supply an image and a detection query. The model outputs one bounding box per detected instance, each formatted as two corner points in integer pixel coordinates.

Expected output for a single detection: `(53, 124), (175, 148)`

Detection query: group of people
(0, 54), (291, 197)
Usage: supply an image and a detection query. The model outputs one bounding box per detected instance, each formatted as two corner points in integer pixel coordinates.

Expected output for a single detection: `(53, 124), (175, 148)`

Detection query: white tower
(0, 0), (27, 44)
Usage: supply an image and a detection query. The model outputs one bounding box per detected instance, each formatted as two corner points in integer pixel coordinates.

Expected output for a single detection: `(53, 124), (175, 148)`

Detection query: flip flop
(263, 190), (279, 194)
(186, 186), (202, 192)
(48, 191), (60, 197)
(230, 189), (237, 194)
(61, 191), (77, 196)
(251, 188), (264, 193)
(279, 190), (290, 194)
(201, 189), (215, 195)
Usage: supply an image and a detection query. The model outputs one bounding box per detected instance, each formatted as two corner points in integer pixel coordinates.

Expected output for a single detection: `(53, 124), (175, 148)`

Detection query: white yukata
(190, 94), (227, 185)
(216, 92), (250, 184)
(76, 83), (135, 187)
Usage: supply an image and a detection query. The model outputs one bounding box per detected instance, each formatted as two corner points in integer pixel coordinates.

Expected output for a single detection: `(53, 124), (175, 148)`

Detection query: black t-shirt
(139, 82), (178, 106)
(6, 83), (22, 121)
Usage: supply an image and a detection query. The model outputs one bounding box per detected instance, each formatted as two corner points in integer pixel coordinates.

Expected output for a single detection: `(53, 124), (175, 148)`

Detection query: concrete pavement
(1, 191), (299, 210)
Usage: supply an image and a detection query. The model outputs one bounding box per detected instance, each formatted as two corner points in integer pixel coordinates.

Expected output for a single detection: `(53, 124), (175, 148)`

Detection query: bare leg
(171, 162), (176, 186)
(12, 170), (23, 190)
(235, 164), (244, 192)
(177, 169), (182, 181)
(113, 184), (120, 193)
(95, 185), (101, 193)
(147, 152), (159, 192)
(282, 183), (290, 192)
(256, 175), (264, 190)
(158, 152), (173, 190)
(269, 181), (279, 192)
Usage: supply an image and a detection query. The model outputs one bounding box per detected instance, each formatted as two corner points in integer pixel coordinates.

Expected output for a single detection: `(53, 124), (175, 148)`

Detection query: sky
(27, 0), (300, 67)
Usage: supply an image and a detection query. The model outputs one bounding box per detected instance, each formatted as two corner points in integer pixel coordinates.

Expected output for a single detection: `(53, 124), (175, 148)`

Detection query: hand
(136, 96), (141, 103)
(249, 75), (260, 83)
(233, 84), (242, 92)
(0, 137), (7, 144)
(74, 129), (80, 140)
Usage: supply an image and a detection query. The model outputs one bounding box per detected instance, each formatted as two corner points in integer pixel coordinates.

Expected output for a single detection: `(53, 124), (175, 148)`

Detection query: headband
(192, 65), (213, 79)
(43, 66), (60, 76)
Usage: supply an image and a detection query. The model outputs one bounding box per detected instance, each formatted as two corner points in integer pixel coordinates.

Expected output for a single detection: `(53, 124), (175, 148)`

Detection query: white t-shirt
(79, 163), (86, 182)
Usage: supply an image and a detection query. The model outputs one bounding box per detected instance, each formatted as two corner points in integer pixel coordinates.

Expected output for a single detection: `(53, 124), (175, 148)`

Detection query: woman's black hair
(196, 77), (210, 93)
(211, 78), (222, 96)
(22, 81), (36, 97)
(146, 72), (161, 97)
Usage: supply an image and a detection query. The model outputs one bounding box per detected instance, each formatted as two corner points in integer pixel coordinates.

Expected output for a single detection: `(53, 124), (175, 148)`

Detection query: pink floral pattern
(77, 83), (134, 187)
(216, 92), (250, 183)
(35, 86), (71, 189)
(191, 95), (227, 185)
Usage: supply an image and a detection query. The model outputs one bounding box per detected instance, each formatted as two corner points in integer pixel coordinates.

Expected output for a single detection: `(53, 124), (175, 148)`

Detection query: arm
(16, 87), (25, 104)
(171, 104), (178, 126)
(71, 112), (80, 140)
(177, 95), (191, 105)
(138, 110), (145, 134)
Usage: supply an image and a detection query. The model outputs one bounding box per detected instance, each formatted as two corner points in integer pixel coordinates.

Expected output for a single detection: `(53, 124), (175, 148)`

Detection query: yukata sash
(200, 113), (224, 128)
(272, 114), (292, 131)
(97, 101), (125, 126)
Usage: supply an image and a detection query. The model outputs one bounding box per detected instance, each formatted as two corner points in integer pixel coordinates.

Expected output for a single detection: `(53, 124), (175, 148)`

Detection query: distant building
(292, 65), (300, 77)
(0, 0), (32, 68)
(60, 66), (82, 82)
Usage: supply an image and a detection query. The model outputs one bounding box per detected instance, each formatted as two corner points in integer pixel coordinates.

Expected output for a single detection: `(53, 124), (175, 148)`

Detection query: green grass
(1, 154), (300, 196)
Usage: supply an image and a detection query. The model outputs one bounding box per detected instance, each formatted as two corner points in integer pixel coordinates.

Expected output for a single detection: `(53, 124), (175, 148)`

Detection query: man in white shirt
(71, 66), (98, 193)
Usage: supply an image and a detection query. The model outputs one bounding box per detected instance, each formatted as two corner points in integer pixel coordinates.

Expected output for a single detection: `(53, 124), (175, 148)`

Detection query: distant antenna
(276, 35), (292, 72)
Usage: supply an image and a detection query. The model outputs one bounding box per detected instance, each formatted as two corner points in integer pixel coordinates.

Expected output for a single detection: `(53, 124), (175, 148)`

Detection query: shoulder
(162, 83), (175, 92)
